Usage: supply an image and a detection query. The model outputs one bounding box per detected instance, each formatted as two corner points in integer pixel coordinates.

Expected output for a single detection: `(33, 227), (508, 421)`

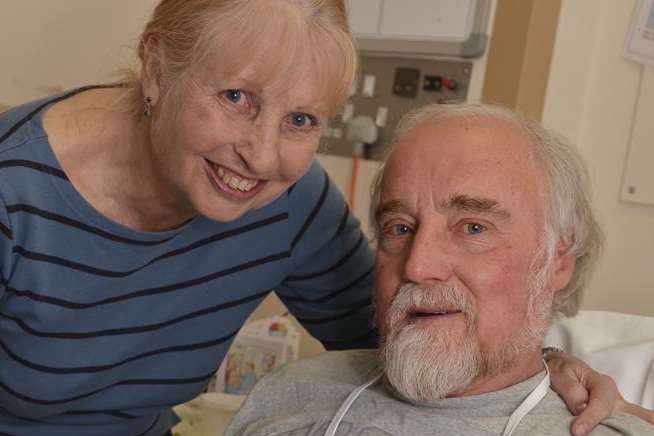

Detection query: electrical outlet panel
(322, 55), (472, 160)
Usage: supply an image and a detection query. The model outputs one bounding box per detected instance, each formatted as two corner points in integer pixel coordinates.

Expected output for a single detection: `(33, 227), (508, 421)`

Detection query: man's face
(375, 117), (571, 400)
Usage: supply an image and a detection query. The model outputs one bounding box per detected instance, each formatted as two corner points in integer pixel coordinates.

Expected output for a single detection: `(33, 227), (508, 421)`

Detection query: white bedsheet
(544, 310), (654, 408)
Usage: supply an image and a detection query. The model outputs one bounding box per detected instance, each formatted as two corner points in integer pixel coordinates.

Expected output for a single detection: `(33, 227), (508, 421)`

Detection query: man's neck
(448, 351), (545, 398)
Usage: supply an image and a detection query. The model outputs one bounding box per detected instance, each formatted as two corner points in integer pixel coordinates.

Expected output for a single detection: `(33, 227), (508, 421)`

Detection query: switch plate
(376, 107), (389, 127)
(392, 67), (420, 98)
(423, 75), (443, 92)
(323, 55), (472, 161)
(342, 103), (355, 122)
(362, 74), (377, 98)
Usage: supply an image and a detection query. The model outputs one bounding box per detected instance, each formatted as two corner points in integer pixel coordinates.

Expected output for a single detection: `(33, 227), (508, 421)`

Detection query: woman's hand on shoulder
(545, 350), (651, 435)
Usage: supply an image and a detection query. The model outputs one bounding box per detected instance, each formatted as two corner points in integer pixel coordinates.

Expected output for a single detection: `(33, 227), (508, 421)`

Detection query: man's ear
(550, 240), (576, 292)
(141, 35), (162, 106)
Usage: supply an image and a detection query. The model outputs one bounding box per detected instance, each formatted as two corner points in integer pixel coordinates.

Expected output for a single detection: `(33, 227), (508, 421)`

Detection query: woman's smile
(203, 158), (267, 200)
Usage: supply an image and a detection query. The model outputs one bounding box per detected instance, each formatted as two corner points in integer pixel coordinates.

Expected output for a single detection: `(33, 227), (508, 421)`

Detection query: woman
(0, 1), (639, 435)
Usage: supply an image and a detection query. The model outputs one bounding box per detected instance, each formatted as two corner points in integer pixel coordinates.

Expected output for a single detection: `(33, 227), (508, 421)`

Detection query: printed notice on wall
(625, 0), (654, 66)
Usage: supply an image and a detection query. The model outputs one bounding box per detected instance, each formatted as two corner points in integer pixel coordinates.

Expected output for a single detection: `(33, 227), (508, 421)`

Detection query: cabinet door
(380, 0), (475, 41)
(348, 0), (476, 42)
(347, 0), (383, 36)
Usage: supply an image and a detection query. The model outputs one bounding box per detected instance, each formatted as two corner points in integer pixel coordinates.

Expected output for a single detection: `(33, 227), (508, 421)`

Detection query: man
(225, 104), (653, 435)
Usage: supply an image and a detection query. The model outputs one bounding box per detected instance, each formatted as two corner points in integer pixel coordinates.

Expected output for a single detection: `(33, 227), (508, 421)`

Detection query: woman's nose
(235, 118), (281, 177)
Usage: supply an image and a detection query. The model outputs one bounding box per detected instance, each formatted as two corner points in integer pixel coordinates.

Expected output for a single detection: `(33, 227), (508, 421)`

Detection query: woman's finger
(548, 352), (591, 415)
(571, 373), (618, 436)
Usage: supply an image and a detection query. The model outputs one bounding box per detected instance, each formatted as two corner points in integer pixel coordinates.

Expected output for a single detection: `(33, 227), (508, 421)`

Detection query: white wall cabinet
(347, 0), (489, 57)
(349, 0), (476, 41)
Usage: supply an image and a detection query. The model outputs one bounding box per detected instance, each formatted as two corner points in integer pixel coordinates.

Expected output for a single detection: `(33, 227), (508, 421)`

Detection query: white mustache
(386, 283), (476, 330)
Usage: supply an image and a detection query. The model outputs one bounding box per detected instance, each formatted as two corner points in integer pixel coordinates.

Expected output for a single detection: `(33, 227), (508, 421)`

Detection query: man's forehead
(395, 116), (532, 156)
(390, 117), (539, 179)
(378, 118), (542, 216)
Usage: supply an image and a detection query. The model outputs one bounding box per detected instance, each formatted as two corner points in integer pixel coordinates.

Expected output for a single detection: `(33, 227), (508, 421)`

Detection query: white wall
(543, 0), (654, 316)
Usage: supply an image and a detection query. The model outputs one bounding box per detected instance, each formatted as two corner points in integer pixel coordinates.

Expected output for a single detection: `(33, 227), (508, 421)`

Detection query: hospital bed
(544, 310), (654, 409)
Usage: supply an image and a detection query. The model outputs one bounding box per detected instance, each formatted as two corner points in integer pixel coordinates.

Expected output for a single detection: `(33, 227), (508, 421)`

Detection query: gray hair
(370, 104), (604, 317)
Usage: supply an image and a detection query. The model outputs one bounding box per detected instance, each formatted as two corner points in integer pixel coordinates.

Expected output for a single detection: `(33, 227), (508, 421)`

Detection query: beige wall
(0, 0), (157, 105)
(482, 0), (653, 317)
(543, 0), (654, 316)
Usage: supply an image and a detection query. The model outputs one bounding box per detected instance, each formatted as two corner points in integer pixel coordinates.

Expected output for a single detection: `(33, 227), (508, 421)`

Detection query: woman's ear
(141, 35), (162, 106)
(550, 240), (576, 292)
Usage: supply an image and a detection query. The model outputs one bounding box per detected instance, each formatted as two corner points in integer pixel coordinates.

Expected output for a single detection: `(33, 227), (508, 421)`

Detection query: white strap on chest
(323, 371), (383, 436)
(641, 360), (654, 409)
(501, 360), (550, 436)
(324, 361), (550, 436)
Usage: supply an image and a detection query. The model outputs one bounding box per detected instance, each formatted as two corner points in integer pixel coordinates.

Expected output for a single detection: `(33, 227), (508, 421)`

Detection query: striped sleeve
(0, 194), (12, 299)
(277, 161), (377, 350)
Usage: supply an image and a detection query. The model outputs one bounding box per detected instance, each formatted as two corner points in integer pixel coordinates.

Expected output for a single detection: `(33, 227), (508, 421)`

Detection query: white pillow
(544, 310), (654, 408)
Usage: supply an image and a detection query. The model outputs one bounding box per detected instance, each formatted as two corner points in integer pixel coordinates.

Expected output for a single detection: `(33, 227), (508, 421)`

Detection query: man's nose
(403, 227), (454, 285)
(235, 117), (281, 177)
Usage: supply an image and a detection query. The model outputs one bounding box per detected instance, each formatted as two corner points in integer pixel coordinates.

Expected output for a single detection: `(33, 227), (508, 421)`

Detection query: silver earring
(143, 96), (153, 117)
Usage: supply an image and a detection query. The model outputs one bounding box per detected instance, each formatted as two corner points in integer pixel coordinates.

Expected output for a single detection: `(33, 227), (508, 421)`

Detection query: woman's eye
(292, 113), (307, 126)
(220, 89), (258, 116)
(224, 89), (244, 104)
(463, 222), (486, 235)
(288, 112), (317, 129)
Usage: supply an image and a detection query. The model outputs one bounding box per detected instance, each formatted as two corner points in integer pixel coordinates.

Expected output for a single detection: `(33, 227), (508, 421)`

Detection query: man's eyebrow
(374, 200), (410, 222)
(441, 194), (511, 219)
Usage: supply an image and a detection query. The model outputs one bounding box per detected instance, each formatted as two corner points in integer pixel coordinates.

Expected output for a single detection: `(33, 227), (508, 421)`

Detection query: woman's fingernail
(576, 402), (587, 414)
(574, 423), (588, 436)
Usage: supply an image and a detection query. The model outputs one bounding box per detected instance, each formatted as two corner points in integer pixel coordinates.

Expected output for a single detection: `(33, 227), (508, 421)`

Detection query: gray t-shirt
(225, 350), (652, 436)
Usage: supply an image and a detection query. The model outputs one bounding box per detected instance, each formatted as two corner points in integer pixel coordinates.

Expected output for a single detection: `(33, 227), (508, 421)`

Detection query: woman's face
(149, 47), (330, 223)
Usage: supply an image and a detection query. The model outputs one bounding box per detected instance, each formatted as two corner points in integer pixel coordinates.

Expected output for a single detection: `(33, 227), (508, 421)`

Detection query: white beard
(379, 280), (552, 404)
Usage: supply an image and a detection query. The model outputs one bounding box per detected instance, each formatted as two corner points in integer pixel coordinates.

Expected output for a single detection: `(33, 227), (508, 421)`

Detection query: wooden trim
(482, 0), (562, 120)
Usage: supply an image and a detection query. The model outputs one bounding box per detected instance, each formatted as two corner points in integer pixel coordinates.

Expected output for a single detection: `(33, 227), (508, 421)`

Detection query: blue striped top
(0, 90), (376, 436)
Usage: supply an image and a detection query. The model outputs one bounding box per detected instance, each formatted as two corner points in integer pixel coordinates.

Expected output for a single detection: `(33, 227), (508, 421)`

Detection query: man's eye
(463, 222), (486, 235)
(394, 224), (410, 235)
(389, 223), (412, 236)
(378, 220), (414, 252)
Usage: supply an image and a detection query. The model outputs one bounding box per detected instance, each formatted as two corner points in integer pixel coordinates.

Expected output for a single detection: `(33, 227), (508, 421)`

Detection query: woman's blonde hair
(125, 0), (357, 118)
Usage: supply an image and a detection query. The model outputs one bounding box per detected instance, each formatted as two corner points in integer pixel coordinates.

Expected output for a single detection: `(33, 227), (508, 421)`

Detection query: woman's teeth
(216, 166), (258, 192)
